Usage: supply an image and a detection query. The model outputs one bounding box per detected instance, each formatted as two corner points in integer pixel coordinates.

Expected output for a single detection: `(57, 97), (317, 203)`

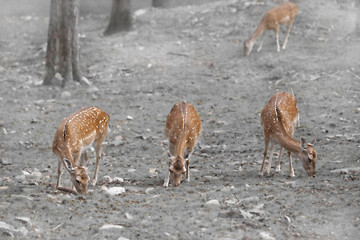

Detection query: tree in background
(152, 0), (170, 8)
(43, 0), (82, 87)
(104, 0), (132, 36)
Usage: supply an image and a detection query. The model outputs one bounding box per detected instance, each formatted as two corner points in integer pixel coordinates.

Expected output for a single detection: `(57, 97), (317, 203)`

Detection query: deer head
(62, 158), (90, 195)
(244, 36), (254, 56)
(299, 138), (317, 178)
(168, 153), (186, 187)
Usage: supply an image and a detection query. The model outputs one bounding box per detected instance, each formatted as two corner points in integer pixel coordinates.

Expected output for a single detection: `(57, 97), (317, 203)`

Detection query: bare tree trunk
(104, 0), (132, 36)
(152, 0), (170, 8)
(44, 0), (81, 87)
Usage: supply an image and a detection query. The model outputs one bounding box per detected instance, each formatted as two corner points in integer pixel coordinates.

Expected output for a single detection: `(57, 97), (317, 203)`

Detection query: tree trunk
(104, 0), (132, 36)
(152, 0), (170, 8)
(43, 0), (81, 87)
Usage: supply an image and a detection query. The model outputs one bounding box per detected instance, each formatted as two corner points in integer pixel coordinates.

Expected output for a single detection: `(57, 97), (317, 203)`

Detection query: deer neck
(251, 23), (266, 42)
(173, 130), (187, 159)
(276, 131), (302, 156)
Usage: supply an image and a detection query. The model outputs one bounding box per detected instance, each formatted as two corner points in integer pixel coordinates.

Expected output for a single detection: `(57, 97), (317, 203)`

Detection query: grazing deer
(163, 102), (201, 187)
(53, 106), (110, 195)
(260, 92), (316, 178)
(244, 2), (298, 56)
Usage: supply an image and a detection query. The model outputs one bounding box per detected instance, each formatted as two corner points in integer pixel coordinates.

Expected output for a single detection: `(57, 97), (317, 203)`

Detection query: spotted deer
(53, 106), (110, 195)
(163, 102), (202, 187)
(244, 2), (298, 56)
(260, 92), (317, 178)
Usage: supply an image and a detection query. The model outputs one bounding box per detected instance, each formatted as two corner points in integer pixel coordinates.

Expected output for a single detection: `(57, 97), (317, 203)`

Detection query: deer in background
(244, 2), (298, 56)
(164, 102), (202, 187)
(53, 106), (110, 195)
(260, 92), (317, 178)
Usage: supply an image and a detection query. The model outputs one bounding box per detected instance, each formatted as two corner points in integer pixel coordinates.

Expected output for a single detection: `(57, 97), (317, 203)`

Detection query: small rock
(224, 198), (237, 205)
(118, 237), (129, 240)
(0, 221), (28, 236)
(54, 72), (63, 82)
(112, 136), (124, 146)
(125, 212), (133, 220)
(2, 128), (8, 135)
(106, 187), (125, 196)
(126, 116), (134, 120)
(102, 175), (113, 183)
(134, 8), (147, 17)
(127, 168), (136, 173)
(145, 187), (154, 194)
(149, 168), (158, 177)
(241, 196), (259, 204)
(0, 158), (11, 165)
(259, 231), (276, 240)
(99, 224), (124, 230)
(239, 209), (253, 219)
(15, 217), (31, 225)
(32, 169), (42, 177)
(205, 199), (220, 206)
(80, 76), (91, 86)
(60, 91), (71, 99)
(149, 168), (157, 174)
(112, 177), (124, 183)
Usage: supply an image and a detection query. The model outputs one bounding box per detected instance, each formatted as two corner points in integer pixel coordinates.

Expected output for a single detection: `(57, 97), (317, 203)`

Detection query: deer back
(261, 92), (298, 141)
(261, 2), (298, 29)
(165, 102), (201, 157)
(53, 106), (109, 159)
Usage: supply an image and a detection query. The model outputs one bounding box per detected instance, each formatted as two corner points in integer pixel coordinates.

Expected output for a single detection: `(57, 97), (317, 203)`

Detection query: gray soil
(0, 0), (360, 239)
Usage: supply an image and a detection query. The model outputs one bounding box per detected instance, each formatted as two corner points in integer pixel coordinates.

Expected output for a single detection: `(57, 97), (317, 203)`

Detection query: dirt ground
(1, 0), (360, 239)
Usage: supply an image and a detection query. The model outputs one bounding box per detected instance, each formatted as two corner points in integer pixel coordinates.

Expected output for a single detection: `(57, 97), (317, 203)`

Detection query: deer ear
(83, 159), (91, 169)
(63, 158), (75, 172)
(300, 137), (307, 149)
(309, 138), (316, 145)
(169, 164), (175, 173)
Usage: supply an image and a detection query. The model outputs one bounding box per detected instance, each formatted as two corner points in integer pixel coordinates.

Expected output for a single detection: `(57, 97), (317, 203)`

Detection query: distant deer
(163, 102), (202, 187)
(260, 92), (316, 177)
(53, 107), (110, 195)
(244, 2), (298, 56)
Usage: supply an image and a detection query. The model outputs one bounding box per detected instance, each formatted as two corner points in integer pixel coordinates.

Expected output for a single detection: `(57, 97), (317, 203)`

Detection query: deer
(52, 106), (110, 195)
(244, 1), (298, 56)
(259, 92), (317, 178)
(163, 102), (202, 187)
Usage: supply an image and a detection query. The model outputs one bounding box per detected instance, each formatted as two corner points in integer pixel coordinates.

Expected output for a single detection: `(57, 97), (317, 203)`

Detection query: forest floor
(0, 0), (360, 239)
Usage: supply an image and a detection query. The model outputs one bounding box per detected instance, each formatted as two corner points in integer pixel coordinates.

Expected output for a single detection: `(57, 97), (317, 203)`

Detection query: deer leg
(257, 33), (265, 52)
(288, 151), (295, 177)
(282, 21), (294, 50)
(276, 147), (284, 172)
(79, 150), (88, 166)
(56, 159), (62, 189)
(275, 27), (280, 52)
(184, 148), (193, 182)
(163, 170), (170, 187)
(259, 139), (269, 176)
(92, 142), (102, 186)
(266, 143), (275, 175)
(72, 149), (82, 165)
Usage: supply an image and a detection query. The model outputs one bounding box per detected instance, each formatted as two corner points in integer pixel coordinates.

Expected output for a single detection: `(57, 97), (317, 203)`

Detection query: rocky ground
(0, 0), (360, 239)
